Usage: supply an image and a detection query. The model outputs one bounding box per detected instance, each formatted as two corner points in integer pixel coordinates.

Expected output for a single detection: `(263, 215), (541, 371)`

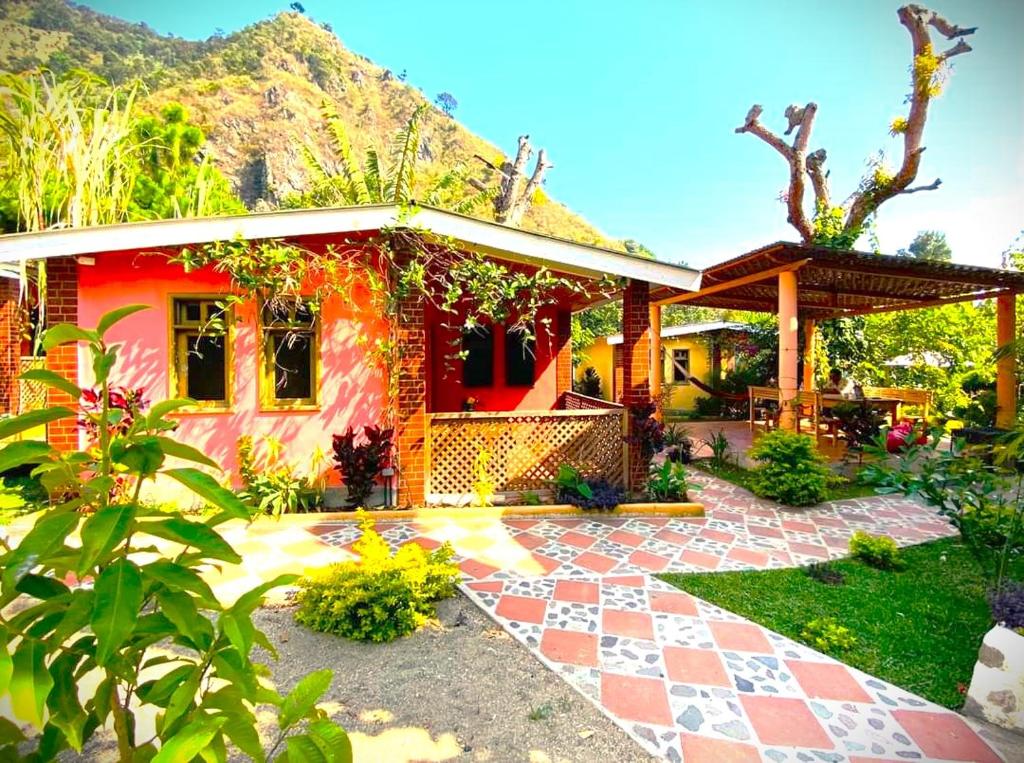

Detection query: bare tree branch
(485, 135), (552, 226)
(511, 148), (552, 226)
(805, 148), (830, 209)
(844, 5), (975, 235)
(897, 178), (942, 195)
(736, 102), (818, 242)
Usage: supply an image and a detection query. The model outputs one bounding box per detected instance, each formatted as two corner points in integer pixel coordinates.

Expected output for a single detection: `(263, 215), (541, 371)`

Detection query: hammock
(672, 364), (748, 402)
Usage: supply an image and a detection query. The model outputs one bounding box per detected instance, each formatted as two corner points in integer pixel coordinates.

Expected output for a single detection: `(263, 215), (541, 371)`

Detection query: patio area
(185, 471), (1008, 763)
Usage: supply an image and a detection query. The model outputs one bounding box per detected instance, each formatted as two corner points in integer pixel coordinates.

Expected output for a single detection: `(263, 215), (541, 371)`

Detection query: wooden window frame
(169, 295), (233, 412)
(258, 298), (321, 411)
(671, 348), (691, 384)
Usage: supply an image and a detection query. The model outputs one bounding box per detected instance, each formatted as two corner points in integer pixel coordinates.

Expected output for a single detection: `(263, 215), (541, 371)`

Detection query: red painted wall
(427, 303), (562, 413)
(76, 248), (387, 484)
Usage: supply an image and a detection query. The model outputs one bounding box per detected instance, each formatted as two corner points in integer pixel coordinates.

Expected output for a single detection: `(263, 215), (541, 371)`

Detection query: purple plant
(989, 583), (1024, 629)
(332, 425), (393, 509)
(625, 401), (665, 461)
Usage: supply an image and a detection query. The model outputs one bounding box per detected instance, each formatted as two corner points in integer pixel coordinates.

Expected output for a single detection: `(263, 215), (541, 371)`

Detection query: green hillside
(0, 0), (619, 247)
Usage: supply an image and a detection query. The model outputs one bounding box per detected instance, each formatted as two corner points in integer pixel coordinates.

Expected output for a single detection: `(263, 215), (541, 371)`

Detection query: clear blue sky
(82, 0), (1023, 268)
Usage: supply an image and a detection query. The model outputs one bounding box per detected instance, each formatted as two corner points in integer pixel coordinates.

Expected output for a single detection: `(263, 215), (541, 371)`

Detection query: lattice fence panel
(429, 411), (624, 495)
(18, 357), (46, 413)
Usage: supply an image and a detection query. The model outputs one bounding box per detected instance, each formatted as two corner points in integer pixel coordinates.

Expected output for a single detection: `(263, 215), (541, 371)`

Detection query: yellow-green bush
(295, 515), (459, 642)
(801, 617), (857, 652)
(849, 530), (904, 570)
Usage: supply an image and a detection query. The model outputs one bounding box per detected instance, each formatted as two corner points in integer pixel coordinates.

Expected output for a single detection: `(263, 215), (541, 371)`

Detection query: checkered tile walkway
(236, 472), (997, 761)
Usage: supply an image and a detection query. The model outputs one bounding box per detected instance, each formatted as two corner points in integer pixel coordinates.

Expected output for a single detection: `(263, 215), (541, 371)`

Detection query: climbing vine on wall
(172, 209), (616, 425)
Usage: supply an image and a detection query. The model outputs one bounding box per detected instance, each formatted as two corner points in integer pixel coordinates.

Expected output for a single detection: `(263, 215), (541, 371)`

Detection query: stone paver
(209, 473), (996, 761)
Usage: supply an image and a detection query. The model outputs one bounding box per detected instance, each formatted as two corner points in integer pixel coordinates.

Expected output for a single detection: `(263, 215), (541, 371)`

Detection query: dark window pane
(462, 327), (493, 387)
(186, 335), (226, 401)
(271, 332), (313, 400)
(505, 329), (535, 387)
(177, 300), (201, 324)
(672, 349), (690, 383)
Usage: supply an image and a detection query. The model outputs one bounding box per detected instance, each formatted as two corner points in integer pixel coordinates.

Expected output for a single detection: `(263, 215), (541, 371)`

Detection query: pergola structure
(651, 242), (1024, 430)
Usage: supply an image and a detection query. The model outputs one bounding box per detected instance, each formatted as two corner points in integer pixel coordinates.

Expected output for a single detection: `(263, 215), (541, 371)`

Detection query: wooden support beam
(816, 288), (1016, 319)
(996, 293), (1017, 429)
(802, 318), (816, 392)
(654, 259), (810, 306)
(778, 270), (799, 431)
(650, 304), (662, 421)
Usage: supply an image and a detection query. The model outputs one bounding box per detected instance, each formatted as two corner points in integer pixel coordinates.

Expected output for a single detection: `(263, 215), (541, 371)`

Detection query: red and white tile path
(303, 473), (1000, 762)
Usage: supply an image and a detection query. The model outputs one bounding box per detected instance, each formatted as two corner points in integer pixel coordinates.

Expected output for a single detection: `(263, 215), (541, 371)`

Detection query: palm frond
(363, 148), (384, 203)
(389, 105), (426, 204)
(319, 101), (369, 205)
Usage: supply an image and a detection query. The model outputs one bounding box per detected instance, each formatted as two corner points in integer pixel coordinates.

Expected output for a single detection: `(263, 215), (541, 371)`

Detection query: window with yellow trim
(171, 298), (230, 406)
(261, 300), (319, 407)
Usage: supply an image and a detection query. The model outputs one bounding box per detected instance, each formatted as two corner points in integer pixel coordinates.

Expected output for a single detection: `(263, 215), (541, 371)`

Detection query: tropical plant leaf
(142, 560), (219, 607)
(91, 558), (143, 666)
(96, 304), (149, 336)
(0, 439), (53, 473)
(140, 516), (242, 564)
(148, 398), (197, 423)
(163, 468), (249, 520)
(155, 437), (220, 470)
(46, 651), (88, 750)
(0, 407), (76, 441)
(278, 669), (333, 730)
(18, 368), (82, 400)
(152, 716), (227, 763)
(0, 626), (11, 696)
(284, 734), (330, 763)
(41, 324), (96, 351)
(308, 718), (353, 762)
(78, 504), (137, 574)
(230, 573), (298, 616)
(9, 637), (53, 728)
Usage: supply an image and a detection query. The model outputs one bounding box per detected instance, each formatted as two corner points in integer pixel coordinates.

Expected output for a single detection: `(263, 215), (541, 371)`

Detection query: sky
(80, 0), (1023, 269)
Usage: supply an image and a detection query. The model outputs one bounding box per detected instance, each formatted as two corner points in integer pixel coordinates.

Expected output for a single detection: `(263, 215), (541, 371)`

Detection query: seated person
(823, 368), (855, 397)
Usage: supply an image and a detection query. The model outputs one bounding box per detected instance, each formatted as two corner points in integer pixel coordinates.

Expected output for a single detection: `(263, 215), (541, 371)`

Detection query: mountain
(0, 0), (620, 248)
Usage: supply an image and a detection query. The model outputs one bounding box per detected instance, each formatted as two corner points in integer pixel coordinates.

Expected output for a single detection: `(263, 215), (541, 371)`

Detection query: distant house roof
(605, 321), (749, 346)
(884, 351), (951, 368)
(0, 204), (702, 294)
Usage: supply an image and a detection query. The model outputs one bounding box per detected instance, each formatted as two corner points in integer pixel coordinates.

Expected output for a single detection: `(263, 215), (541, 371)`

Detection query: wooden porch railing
(426, 405), (626, 498)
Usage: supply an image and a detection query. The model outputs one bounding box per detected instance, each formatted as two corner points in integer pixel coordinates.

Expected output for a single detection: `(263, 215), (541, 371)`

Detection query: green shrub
(801, 616), (857, 652)
(646, 460), (692, 502)
(295, 515), (459, 642)
(748, 430), (830, 506)
(0, 306), (350, 760)
(849, 530), (904, 570)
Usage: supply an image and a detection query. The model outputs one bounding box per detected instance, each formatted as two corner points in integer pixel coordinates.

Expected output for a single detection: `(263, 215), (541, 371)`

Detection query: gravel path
(255, 593), (655, 762)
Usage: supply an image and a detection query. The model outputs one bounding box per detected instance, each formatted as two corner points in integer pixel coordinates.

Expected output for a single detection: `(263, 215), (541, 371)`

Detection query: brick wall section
(44, 258), (79, 451)
(0, 278), (19, 415)
(621, 279), (651, 491)
(395, 292), (428, 507)
(554, 309), (572, 399)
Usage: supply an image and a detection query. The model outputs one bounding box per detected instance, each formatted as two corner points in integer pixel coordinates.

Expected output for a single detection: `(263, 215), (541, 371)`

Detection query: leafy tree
(736, 5), (976, 246)
(290, 2), (306, 13)
(0, 306), (351, 760)
(434, 92), (458, 117)
(288, 103), (489, 213)
(131, 102), (245, 220)
(897, 230), (952, 262)
(0, 71), (244, 235)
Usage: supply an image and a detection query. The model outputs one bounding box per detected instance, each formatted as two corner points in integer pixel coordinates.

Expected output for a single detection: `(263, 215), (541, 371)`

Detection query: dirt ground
(254, 593), (655, 762)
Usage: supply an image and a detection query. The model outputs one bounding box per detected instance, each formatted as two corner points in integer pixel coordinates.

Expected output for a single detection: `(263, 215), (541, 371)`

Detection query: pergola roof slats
(663, 242), (1024, 318)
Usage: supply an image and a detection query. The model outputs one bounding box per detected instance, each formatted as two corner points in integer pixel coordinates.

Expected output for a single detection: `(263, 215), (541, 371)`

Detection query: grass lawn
(660, 537), (996, 709)
(692, 459), (878, 501)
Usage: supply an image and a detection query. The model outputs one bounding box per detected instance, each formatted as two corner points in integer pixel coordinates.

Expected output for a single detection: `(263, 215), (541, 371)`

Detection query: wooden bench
(861, 386), (933, 422)
(748, 386), (820, 436)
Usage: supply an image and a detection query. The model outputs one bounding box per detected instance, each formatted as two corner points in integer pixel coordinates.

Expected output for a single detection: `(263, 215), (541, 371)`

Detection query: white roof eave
(0, 205), (701, 293)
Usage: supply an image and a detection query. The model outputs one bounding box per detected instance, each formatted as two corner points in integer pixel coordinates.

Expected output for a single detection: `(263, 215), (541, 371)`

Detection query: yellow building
(575, 322), (750, 412)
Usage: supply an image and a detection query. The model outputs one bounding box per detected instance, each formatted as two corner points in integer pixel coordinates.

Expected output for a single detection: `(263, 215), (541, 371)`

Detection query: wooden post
(778, 271), (799, 431)
(650, 304), (662, 421)
(995, 293), (1017, 429)
(802, 318), (817, 392)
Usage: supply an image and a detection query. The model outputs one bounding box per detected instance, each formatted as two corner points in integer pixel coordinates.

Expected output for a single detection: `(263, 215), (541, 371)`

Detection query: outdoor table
(821, 394), (901, 427)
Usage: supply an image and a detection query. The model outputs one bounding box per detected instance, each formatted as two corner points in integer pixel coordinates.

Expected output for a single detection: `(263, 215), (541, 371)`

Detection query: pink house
(0, 205), (701, 507)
